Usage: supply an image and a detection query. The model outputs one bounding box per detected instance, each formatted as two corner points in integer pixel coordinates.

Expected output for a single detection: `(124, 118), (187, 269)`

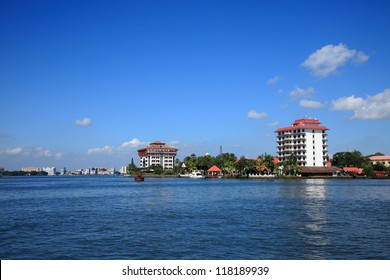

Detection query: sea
(0, 176), (389, 260)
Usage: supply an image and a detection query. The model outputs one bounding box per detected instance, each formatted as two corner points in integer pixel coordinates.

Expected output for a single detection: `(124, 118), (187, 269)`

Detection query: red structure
(134, 172), (144, 182)
(207, 165), (223, 178)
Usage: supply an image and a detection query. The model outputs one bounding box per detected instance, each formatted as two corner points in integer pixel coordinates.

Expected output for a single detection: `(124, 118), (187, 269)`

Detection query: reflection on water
(304, 179), (327, 200)
(279, 179), (330, 259)
(302, 179), (330, 256)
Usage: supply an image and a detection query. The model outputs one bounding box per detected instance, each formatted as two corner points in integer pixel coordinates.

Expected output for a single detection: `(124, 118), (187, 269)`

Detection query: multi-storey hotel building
(276, 118), (329, 167)
(137, 141), (178, 169)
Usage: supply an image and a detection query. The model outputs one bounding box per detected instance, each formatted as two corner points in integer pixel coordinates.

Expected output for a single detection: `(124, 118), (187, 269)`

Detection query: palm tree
(285, 154), (299, 175)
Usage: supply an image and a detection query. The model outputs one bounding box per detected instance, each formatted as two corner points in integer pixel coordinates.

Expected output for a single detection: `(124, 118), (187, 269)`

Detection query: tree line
(0, 170), (49, 176)
(128, 150), (389, 177)
(129, 153), (277, 177)
(331, 151), (389, 176)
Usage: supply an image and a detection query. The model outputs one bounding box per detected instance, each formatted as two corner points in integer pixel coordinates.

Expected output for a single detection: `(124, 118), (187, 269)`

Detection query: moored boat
(179, 171), (205, 179)
(134, 172), (144, 182)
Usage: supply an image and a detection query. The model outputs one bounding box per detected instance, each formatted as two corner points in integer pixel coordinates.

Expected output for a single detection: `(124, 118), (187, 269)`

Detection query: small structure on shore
(300, 166), (340, 177)
(207, 165), (223, 178)
(134, 172), (144, 182)
(374, 171), (389, 178)
(343, 167), (364, 177)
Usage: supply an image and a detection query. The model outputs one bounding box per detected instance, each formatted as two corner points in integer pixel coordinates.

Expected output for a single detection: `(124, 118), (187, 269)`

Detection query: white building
(81, 167), (115, 175)
(119, 166), (128, 175)
(42, 167), (57, 176)
(370, 155), (390, 167)
(97, 167), (115, 175)
(276, 118), (329, 167)
(21, 167), (42, 172)
(82, 168), (96, 175)
(137, 141), (178, 169)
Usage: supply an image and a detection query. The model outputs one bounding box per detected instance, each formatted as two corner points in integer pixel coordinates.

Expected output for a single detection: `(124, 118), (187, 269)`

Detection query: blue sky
(1, 0), (389, 170)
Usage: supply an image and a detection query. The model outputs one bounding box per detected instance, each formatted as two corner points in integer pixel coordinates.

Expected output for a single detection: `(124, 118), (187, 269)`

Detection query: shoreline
(126, 174), (388, 180)
(1, 174), (389, 179)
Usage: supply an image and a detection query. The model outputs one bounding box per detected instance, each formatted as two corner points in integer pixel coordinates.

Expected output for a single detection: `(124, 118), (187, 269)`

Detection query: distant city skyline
(1, 0), (389, 170)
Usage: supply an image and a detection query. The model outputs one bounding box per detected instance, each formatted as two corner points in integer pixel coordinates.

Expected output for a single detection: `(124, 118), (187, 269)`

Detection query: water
(1, 176), (389, 260)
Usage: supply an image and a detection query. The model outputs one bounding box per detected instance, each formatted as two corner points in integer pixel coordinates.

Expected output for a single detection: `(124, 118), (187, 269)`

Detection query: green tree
(258, 154), (276, 174)
(183, 153), (198, 172)
(152, 165), (164, 175)
(174, 158), (182, 174)
(215, 153), (238, 177)
(237, 156), (257, 177)
(369, 152), (385, 157)
(196, 154), (215, 171)
(373, 162), (387, 171)
(282, 154), (299, 175)
(127, 158), (138, 174)
(332, 150), (369, 168)
(237, 156), (247, 176)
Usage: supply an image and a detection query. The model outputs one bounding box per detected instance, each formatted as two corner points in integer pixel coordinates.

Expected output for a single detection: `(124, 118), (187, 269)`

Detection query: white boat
(180, 171), (205, 179)
(189, 171), (205, 178)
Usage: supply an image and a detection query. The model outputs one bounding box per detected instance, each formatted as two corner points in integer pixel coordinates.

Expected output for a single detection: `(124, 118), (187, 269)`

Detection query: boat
(134, 172), (144, 182)
(189, 171), (205, 178)
(180, 171), (205, 179)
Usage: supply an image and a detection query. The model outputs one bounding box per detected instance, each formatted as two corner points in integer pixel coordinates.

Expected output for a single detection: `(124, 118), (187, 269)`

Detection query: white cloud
(34, 147), (63, 159)
(1, 147), (23, 155)
(354, 51), (369, 64)
(299, 99), (325, 108)
(88, 145), (115, 155)
(120, 138), (145, 149)
(331, 89), (390, 120)
(1, 147), (63, 160)
(267, 75), (281, 85)
(331, 95), (364, 111)
(54, 153), (63, 159)
(267, 121), (280, 126)
(88, 138), (147, 155)
(75, 117), (92, 126)
(247, 110), (267, 119)
(302, 43), (369, 77)
(289, 87), (315, 99)
(36, 147), (53, 157)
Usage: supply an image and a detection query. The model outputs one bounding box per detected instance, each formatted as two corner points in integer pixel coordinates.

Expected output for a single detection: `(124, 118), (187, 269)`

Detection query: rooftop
(370, 155), (390, 161)
(208, 165), (222, 172)
(276, 118), (329, 132)
(343, 167), (364, 174)
(138, 141), (178, 152)
(300, 166), (340, 174)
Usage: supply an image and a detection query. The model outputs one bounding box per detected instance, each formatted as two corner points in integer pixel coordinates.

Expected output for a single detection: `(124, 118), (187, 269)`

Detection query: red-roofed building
(370, 155), (390, 167)
(374, 171), (389, 177)
(276, 118), (329, 167)
(137, 141), (178, 169)
(207, 165), (223, 178)
(343, 167), (364, 175)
